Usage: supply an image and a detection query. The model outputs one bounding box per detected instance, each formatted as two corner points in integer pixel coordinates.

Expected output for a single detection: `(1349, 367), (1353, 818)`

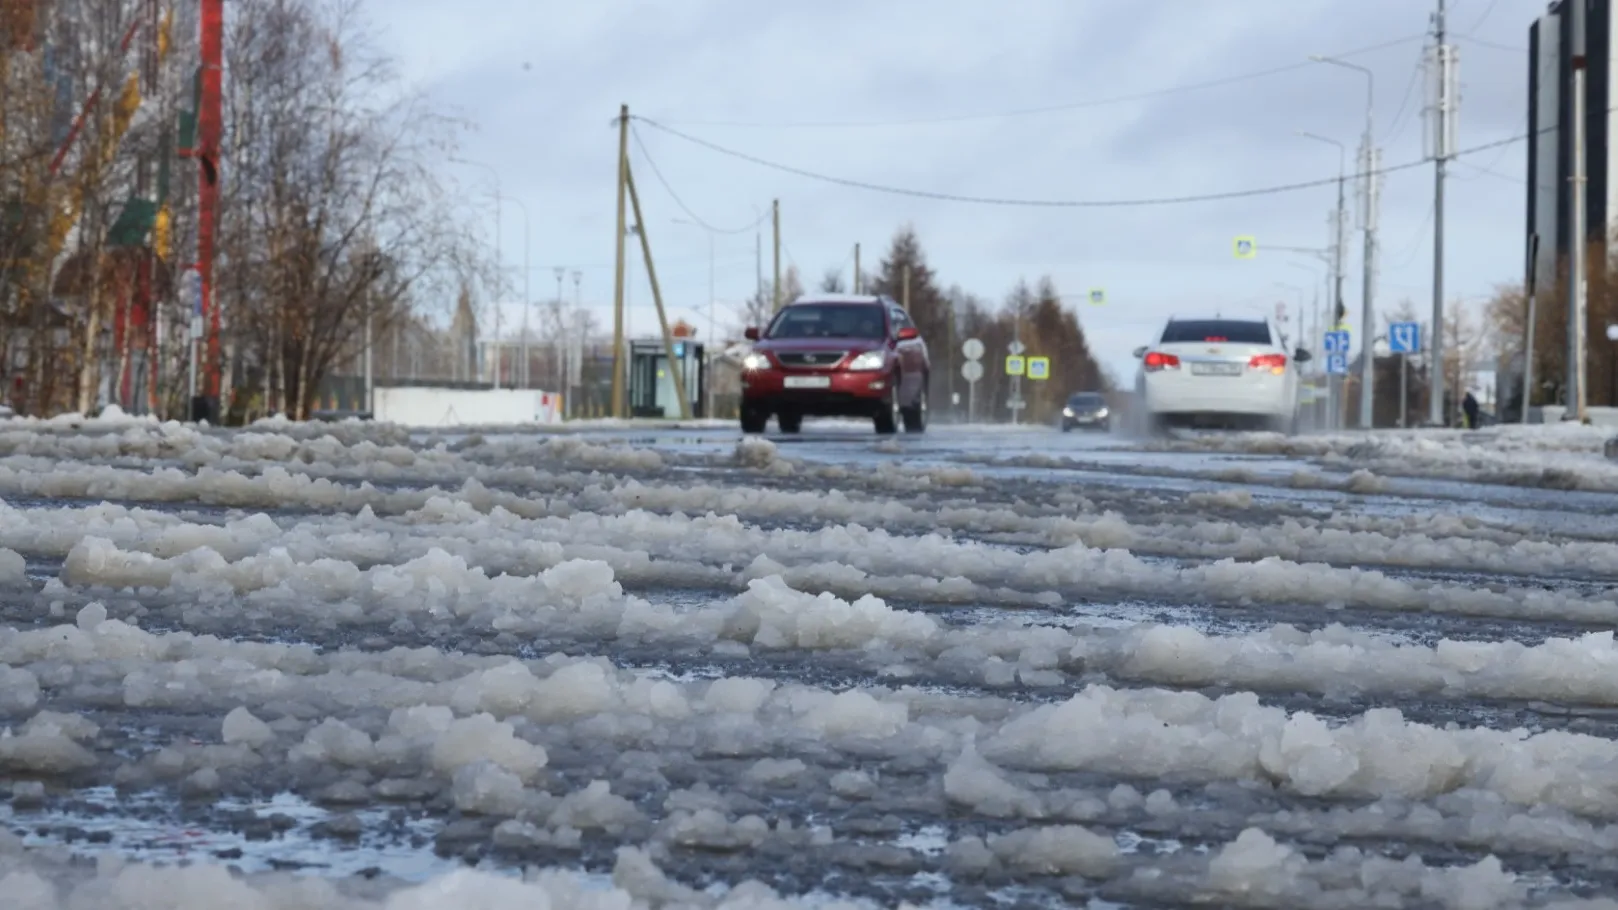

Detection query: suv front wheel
(874, 379), (901, 434)
(740, 403), (768, 434)
(902, 380), (927, 433)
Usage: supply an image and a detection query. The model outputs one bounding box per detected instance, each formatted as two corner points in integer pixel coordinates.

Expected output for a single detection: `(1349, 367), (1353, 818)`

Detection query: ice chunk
(0, 870), (56, 909)
(450, 760), (525, 815)
(221, 707), (275, 748)
(0, 668), (39, 713)
(943, 741), (1043, 818)
(800, 690), (908, 739)
(988, 825), (1117, 878)
(1207, 828), (1303, 898)
(429, 713), (548, 780)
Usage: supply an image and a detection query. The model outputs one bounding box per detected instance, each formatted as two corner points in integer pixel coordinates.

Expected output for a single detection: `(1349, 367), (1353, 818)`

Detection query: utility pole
(1311, 55), (1376, 428)
(611, 103), (630, 418)
(1569, 0), (1591, 422)
(554, 266), (565, 393)
(622, 162), (693, 419)
(705, 230), (715, 419)
(1522, 233), (1540, 422)
(571, 269), (582, 417)
(1429, 0), (1458, 425)
(901, 264), (910, 309)
(771, 199), (781, 310)
(854, 243), (862, 293)
(363, 290), (373, 416)
(1357, 140), (1378, 429)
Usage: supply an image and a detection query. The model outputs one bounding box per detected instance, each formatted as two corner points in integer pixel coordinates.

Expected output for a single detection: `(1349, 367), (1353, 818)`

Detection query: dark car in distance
(1062, 391), (1111, 432)
(740, 294), (930, 435)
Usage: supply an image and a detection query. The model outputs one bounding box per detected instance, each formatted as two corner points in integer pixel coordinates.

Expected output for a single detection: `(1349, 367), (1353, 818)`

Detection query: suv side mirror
(896, 326), (920, 341)
(1293, 348), (1312, 363)
(744, 327), (760, 341)
(1132, 346), (1147, 359)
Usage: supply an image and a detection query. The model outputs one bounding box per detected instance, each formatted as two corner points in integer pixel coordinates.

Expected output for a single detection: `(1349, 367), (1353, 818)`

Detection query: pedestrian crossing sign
(1027, 357), (1050, 380)
(1005, 355), (1025, 376)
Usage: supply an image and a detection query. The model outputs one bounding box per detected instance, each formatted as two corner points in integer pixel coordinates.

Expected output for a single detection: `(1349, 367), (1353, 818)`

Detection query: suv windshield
(768, 304), (887, 340)
(1161, 319), (1271, 345)
(1068, 393), (1104, 407)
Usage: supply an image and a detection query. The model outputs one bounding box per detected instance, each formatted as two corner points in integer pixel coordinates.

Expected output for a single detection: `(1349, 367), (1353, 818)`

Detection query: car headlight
(846, 351), (886, 371)
(1096, 407), (1109, 418)
(1062, 407), (1074, 417)
(742, 353), (769, 371)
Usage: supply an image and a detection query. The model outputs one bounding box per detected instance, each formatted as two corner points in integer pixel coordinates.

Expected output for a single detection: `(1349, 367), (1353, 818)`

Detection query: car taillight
(1249, 353), (1287, 374)
(1143, 351), (1180, 371)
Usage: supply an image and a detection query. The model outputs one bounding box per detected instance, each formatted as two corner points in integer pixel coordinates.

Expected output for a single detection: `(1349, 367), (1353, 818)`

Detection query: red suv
(740, 294), (930, 435)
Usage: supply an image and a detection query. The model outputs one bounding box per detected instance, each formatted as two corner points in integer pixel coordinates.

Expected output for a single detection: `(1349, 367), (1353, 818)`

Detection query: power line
(629, 125), (771, 235)
(651, 36), (1426, 130)
(634, 114), (1539, 209)
(1384, 46), (1427, 144)
(1457, 34), (1524, 52)
(1465, 0), (1501, 35)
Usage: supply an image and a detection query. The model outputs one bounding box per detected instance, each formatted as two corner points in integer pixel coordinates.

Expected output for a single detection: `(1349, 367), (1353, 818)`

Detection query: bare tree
(216, 0), (475, 418)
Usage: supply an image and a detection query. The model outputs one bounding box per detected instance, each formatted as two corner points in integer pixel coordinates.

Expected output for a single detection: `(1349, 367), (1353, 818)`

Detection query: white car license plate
(1190, 362), (1242, 376)
(784, 376), (831, 389)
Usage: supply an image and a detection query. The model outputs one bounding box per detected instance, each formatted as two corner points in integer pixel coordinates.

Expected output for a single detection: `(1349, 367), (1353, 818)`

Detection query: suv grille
(775, 351), (847, 368)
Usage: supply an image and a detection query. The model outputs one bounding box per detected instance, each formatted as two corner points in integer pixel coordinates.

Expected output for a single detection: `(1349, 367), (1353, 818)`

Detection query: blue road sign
(1326, 352), (1348, 375)
(1389, 321), (1420, 354)
(1323, 330), (1350, 354)
(673, 342), (685, 358)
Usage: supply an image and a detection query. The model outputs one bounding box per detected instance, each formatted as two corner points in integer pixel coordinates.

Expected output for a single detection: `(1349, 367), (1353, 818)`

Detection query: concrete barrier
(373, 386), (562, 427)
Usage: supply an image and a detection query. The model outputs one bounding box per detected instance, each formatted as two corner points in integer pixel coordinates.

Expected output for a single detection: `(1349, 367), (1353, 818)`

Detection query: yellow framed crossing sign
(1026, 356), (1050, 380)
(1005, 355), (1025, 376)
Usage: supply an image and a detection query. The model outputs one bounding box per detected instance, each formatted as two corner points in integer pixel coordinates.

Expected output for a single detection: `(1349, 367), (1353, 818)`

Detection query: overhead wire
(1383, 46), (1428, 145)
(629, 124), (770, 235)
(650, 36), (1427, 130)
(1464, 0), (1501, 34)
(633, 113), (1550, 209)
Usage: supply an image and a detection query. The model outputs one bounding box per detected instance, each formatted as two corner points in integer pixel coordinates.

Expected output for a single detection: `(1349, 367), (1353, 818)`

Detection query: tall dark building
(1527, 0), (1614, 294)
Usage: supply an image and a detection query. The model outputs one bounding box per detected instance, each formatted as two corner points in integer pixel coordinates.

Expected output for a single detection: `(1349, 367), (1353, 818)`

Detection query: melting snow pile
(0, 418), (1607, 907)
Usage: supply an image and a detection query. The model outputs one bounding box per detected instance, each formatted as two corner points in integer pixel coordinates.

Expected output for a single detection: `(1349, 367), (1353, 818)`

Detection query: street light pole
(1312, 55), (1377, 428)
(554, 267), (565, 394)
(1297, 131), (1347, 332)
(452, 157), (529, 391)
(673, 218), (719, 419)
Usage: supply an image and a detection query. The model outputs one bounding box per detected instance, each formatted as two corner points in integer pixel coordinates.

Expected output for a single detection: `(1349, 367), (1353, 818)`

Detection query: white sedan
(1133, 317), (1311, 434)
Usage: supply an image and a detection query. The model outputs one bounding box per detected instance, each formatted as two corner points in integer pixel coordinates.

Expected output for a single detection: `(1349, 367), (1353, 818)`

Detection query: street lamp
(451, 157), (530, 390)
(1310, 54), (1377, 429)
(672, 217), (717, 419)
(1297, 131), (1348, 333)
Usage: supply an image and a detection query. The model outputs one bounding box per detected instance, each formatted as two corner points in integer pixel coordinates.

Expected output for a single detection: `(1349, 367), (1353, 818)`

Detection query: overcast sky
(380, 0), (1539, 383)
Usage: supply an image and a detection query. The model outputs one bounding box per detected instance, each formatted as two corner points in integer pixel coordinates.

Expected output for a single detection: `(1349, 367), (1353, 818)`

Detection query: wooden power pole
(611, 104), (629, 418)
(608, 104), (692, 420)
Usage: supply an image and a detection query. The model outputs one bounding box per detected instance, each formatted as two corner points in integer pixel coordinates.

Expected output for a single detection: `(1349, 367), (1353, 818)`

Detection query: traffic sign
(1005, 355), (1026, 376)
(1326, 353), (1348, 375)
(1026, 356), (1050, 380)
(1007, 398), (1026, 410)
(962, 338), (985, 361)
(1389, 322), (1420, 354)
(1008, 340), (1026, 355)
(961, 360), (984, 382)
(672, 342), (685, 358)
(1323, 330), (1350, 354)
(1088, 288), (1105, 305)
(1233, 235), (1256, 259)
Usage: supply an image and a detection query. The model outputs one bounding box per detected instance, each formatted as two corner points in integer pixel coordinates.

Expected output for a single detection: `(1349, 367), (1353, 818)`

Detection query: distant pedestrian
(1462, 390), (1480, 429)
